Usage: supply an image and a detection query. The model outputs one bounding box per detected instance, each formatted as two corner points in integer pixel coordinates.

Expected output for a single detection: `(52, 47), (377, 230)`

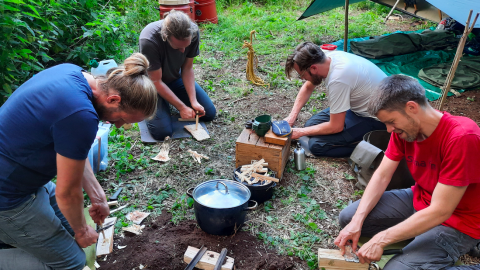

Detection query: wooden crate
(235, 128), (291, 179)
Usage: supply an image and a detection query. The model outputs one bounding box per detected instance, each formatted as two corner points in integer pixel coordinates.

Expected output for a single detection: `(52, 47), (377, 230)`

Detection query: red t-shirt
(385, 112), (480, 239)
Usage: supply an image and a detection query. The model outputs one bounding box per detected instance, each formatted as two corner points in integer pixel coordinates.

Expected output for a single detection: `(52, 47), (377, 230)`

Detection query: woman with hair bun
(0, 53), (156, 269)
(139, 9), (216, 140)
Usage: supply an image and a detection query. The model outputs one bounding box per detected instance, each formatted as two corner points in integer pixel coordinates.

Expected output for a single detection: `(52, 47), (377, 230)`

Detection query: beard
(92, 98), (118, 121)
(395, 115), (420, 142)
(309, 72), (324, 86)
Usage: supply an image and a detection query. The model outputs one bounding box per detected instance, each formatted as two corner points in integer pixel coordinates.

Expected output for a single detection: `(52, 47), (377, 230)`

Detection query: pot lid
(193, 180), (250, 208)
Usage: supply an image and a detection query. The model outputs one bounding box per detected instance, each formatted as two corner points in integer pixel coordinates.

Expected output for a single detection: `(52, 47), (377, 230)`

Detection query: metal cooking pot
(187, 180), (257, 235)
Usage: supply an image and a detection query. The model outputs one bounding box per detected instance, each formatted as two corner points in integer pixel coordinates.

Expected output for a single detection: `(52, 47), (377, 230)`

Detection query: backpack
(349, 130), (415, 190)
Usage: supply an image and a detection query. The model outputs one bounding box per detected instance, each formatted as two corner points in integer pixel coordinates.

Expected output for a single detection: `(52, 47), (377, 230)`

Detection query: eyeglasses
(296, 68), (309, 80)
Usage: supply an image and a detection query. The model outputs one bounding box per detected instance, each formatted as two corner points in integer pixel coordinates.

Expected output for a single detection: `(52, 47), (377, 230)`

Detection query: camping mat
(419, 55), (480, 90)
(350, 29), (460, 59)
(138, 115), (209, 143)
(330, 29), (475, 101)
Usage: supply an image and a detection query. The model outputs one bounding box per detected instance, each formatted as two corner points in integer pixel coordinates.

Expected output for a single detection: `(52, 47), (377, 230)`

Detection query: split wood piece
(82, 266), (92, 270)
(185, 124), (210, 141)
(187, 149), (209, 164)
(87, 201), (118, 208)
(109, 203), (129, 215)
(264, 130), (289, 146)
(242, 163), (268, 167)
(122, 224), (145, 235)
(318, 248), (368, 270)
(184, 246), (234, 270)
(178, 118), (196, 122)
(152, 136), (171, 162)
(251, 173), (279, 183)
(94, 261), (100, 268)
(235, 171), (252, 185)
(196, 112), (199, 130)
(96, 217), (117, 257)
(126, 210), (150, 225)
(240, 167), (267, 173)
(238, 159), (265, 184)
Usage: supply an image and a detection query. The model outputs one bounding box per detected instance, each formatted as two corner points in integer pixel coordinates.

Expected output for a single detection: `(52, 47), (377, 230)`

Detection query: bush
(0, 0), (158, 105)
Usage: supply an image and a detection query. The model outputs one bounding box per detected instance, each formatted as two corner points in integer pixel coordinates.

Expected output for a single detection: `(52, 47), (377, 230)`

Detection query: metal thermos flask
(294, 145), (306, 170)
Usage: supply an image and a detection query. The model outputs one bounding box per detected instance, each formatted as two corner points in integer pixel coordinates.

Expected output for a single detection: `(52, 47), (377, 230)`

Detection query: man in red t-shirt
(334, 75), (480, 269)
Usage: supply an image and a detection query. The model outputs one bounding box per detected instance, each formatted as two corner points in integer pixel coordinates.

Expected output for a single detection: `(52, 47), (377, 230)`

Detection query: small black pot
(233, 166), (277, 204)
(187, 180), (257, 236)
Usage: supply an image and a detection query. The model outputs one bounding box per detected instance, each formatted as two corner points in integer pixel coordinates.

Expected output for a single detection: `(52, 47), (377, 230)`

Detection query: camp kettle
(294, 145), (306, 171)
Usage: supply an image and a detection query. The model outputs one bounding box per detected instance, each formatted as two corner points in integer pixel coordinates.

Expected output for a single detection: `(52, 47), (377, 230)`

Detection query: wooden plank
(264, 129), (289, 146)
(318, 249), (368, 270)
(184, 246), (234, 270)
(185, 124), (210, 141)
(96, 217), (117, 257)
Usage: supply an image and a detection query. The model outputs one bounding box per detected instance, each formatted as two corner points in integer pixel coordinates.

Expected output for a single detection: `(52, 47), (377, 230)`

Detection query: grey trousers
(339, 188), (480, 270)
(0, 182), (85, 270)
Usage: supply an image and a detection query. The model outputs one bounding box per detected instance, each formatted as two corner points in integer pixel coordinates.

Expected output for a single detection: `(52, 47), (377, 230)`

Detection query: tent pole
(384, 0), (400, 23)
(344, 0), (349, 52)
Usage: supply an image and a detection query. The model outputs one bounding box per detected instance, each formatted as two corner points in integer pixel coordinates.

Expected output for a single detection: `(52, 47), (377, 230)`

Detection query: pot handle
(266, 182), (277, 191)
(244, 200), (258, 211)
(186, 187), (194, 198)
(216, 181), (229, 194)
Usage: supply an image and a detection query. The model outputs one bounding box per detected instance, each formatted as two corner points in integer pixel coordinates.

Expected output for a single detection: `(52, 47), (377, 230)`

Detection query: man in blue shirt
(0, 53), (157, 269)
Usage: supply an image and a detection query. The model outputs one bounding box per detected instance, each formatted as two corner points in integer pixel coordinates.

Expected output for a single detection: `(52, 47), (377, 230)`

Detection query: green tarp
(419, 56), (480, 90)
(331, 30), (463, 101)
(350, 30), (460, 59)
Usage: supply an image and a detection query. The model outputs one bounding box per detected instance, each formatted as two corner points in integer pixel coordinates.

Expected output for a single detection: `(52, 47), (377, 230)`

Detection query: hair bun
(123, 53), (149, 76)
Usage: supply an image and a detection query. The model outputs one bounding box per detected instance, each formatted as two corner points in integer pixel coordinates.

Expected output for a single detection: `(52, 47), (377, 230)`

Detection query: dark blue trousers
(305, 108), (386, 157)
(146, 78), (216, 140)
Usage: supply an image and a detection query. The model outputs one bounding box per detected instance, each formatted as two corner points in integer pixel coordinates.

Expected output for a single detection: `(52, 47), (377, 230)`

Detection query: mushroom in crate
(233, 159), (280, 204)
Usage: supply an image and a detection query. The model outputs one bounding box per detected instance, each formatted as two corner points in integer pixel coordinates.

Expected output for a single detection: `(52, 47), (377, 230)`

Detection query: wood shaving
(122, 224), (145, 235)
(187, 149), (209, 164)
(152, 136), (171, 162)
(126, 211), (150, 225)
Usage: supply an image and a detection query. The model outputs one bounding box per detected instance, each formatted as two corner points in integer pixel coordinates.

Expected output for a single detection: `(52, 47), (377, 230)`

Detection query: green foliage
(170, 193), (194, 224)
(109, 126), (150, 179)
(0, 0), (158, 105)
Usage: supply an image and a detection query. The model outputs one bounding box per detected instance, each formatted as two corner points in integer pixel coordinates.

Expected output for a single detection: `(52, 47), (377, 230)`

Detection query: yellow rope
(242, 30), (269, 87)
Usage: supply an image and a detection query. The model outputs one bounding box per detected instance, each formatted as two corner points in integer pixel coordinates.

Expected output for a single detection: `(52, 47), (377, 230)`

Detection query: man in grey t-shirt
(139, 10), (216, 140)
(284, 42), (386, 157)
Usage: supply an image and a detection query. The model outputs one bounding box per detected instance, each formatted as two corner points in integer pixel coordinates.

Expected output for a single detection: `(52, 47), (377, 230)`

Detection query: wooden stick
(99, 221), (106, 239)
(344, 0), (350, 52)
(109, 203), (129, 214)
(195, 111), (199, 130)
(384, 0), (400, 23)
(437, 10), (479, 111)
(87, 201), (118, 208)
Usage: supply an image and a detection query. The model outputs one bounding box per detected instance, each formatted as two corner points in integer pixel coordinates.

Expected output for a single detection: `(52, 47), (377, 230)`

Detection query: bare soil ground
(99, 212), (307, 269)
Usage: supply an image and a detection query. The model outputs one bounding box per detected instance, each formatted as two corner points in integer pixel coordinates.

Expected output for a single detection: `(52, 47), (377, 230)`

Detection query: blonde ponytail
(99, 53), (157, 118)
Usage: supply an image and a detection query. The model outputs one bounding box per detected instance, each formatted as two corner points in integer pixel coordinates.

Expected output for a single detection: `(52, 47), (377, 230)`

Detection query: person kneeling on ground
(284, 42), (387, 157)
(0, 53), (157, 270)
(139, 10), (216, 140)
(335, 75), (480, 269)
